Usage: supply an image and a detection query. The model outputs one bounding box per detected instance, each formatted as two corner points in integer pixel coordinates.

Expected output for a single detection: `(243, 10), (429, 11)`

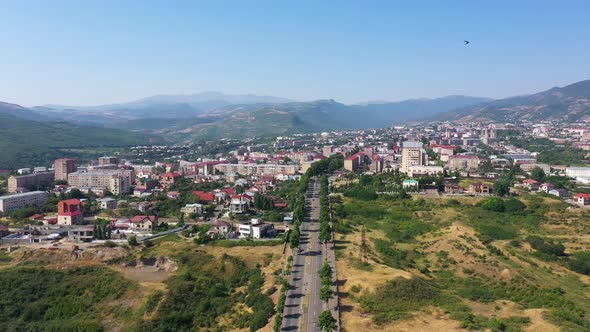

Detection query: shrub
(568, 251), (590, 275)
(104, 240), (117, 248)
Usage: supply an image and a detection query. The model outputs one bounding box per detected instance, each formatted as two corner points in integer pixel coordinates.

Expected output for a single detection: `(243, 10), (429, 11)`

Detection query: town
(2, 119), (590, 330)
(2, 121), (590, 247)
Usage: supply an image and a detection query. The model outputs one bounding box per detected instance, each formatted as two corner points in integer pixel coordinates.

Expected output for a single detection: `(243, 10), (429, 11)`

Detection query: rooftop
(402, 141), (423, 148)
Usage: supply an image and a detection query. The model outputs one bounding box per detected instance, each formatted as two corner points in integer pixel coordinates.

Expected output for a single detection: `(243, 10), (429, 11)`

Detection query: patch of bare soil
(117, 256), (177, 283)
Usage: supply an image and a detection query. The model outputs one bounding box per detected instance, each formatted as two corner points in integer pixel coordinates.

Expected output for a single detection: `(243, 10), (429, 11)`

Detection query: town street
(282, 177), (325, 332)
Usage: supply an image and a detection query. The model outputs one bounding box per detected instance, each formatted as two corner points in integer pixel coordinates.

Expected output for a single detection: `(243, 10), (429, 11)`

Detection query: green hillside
(0, 113), (162, 169)
(435, 79), (590, 122)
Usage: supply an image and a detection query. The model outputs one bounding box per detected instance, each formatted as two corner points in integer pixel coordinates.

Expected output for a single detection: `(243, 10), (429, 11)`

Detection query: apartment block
(54, 158), (77, 181)
(0, 191), (49, 213)
(401, 141), (428, 174)
(68, 169), (133, 195)
(7, 172), (55, 193)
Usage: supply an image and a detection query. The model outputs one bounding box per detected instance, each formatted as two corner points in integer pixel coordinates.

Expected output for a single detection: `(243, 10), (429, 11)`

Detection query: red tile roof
(574, 193), (590, 199)
(129, 215), (157, 223)
(193, 191), (215, 202)
(60, 199), (81, 205)
(345, 152), (365, 161)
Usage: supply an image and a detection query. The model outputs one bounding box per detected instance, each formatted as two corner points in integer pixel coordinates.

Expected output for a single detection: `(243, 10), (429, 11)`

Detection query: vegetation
(0, 112), (161, 169)
(318, 310), (337, 332)
(139, 252), (274, 332)
(0, 266), (134, 331)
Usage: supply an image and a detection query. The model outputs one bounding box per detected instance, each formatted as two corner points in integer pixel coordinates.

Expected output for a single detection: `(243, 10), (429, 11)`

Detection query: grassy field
(334, 194), (590, 332)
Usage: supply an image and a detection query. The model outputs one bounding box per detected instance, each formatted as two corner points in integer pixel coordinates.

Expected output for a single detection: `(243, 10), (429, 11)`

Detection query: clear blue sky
(1, 0), (589, 106)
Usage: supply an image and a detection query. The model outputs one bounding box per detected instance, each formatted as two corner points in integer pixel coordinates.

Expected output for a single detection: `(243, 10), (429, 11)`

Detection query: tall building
(0, 191), (49, 212)
(401, 141), (428, 174)
(7, 172), (55, 193)
(98, 156), (119, 166)
(54, 158), (77, 181)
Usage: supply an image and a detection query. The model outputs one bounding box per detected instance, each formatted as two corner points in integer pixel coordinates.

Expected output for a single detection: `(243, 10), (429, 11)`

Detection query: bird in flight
(464, 40), (470, 45)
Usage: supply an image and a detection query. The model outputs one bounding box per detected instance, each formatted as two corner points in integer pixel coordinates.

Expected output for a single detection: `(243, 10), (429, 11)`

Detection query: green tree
(128, 236), (138, 246)
(530, 167), (546, 182)
(320, 284), (333, 303)
(494, 179), (510, 197)
(318, 310), (337, 332)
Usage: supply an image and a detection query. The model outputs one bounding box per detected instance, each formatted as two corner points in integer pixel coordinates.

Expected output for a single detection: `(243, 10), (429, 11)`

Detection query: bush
(568, 251), (590, 275)
(480, 197), (505, 212)
(104, 240), (117, 248)
(128, 236), (138, 246)
(527, 236), (565, 257)
(504, 198), (526, 213)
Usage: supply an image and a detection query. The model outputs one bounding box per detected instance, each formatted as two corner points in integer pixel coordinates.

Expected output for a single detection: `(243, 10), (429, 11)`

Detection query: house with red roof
(193, 191), (215, 203)
(574, 193), (590, 205)
(167, 191), (181, 199)
(539, 183), (554, 193)
(129, 215), (158, 232)
(522, 179), (540, 191)
(57, 199), (84, 225)
(159, 172), (181, 187)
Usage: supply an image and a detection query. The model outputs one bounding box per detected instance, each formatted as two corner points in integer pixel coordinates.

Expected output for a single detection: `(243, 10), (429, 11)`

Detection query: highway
(282, 177), (325, 332)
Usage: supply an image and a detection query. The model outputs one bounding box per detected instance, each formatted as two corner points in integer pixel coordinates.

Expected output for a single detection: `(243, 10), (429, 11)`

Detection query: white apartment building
(215, 163), (300, 175)
(401, 141), (428, 174)
(68, 169), (133, 195)
(0, 191), (49, 213)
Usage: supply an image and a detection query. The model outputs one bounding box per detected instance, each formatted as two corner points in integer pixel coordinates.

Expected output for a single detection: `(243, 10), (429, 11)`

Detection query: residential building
(193, 191), (215, 203)
(574, 193), (590, 205)
(520, 163), (551, 174)
(97, 197), (117, 210)
(446, 155), (480, 171)
(181, 203), (203, 217)
(7, 172), (55, 193)
(54, 158), (77, 181)
(68, 169), (133, 195)
(230, 196), (250, 214)
(344, 152), (366, 172)
(68, 226), (94, 242)
(539, 183), (554, 193)
(208, 220), (232, 236)
(57, 199), (84, 225)
(159, 172), (181, 187)
(549, 189), (569, 198)
(0, 191), (48, 213)
(238, 219), (274, 239)
(98, 156), (119, 166)
(401, 142), (428, 174)
(214, 163), (300, 176)
(407, 166), (444, 177)
(468, 182), (492, 195)
(129, 215), (158, 232)
(522, 179), (540, 191)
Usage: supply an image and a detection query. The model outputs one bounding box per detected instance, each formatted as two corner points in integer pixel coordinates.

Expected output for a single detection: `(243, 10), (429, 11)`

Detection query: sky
(1, 0), (589, 106)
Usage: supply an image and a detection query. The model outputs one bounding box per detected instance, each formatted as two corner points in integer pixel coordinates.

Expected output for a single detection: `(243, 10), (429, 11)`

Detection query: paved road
(282, 177), (324, 332)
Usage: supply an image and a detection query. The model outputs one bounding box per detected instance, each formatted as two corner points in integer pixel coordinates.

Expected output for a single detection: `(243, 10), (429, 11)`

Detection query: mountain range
(434, 79), (590, 123)
(0, 103), (162, 169)
(2, 79), (590, 168)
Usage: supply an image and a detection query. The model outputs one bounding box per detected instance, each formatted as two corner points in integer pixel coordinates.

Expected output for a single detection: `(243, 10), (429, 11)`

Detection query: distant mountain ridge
(0, 104), (163, 169)
(434, 80), (590, 123)
(149, 96), (493, 141)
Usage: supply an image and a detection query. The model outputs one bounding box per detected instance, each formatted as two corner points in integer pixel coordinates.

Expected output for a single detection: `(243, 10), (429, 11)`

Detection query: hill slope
(435, 79), (590, 122)
(160, 96), (491, 140)
(0, 112), (162, 169)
